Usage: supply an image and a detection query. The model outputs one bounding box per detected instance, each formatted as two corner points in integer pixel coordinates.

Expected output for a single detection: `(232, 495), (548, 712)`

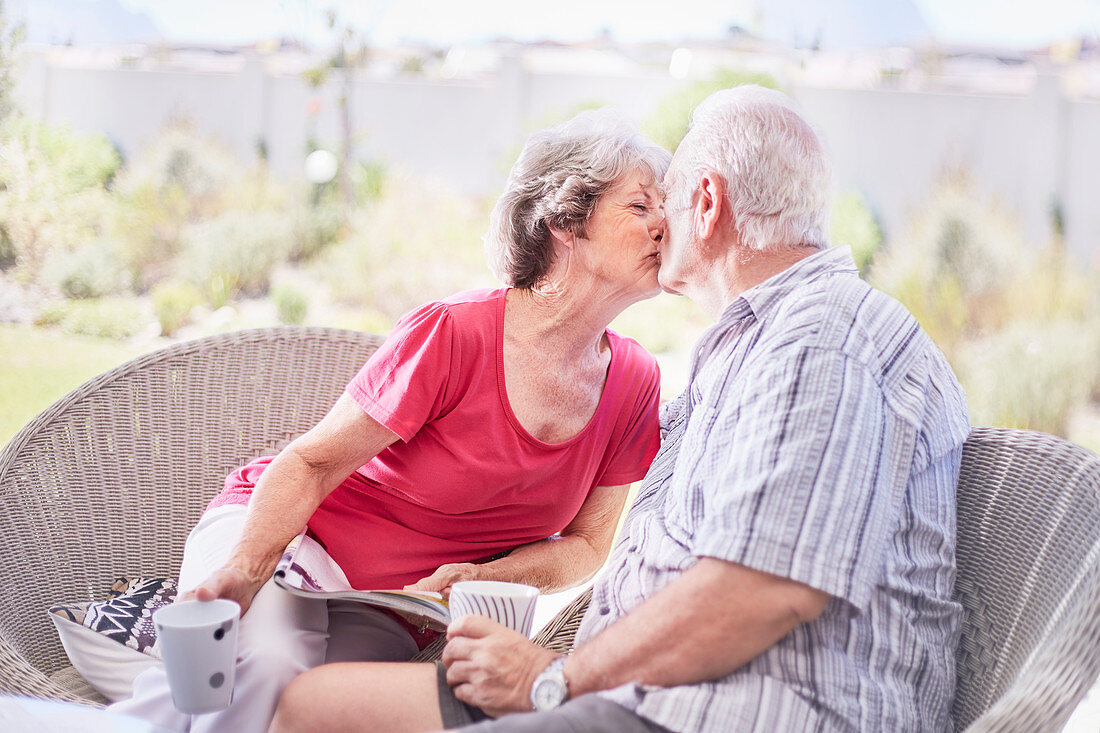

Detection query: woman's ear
(547, 225), (577, 251)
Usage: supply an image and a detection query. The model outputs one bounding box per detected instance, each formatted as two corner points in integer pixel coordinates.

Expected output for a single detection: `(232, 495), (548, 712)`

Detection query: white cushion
(48, 612), (160, 702)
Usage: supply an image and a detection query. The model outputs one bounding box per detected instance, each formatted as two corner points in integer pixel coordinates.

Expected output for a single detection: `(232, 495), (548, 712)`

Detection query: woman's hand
(178, 566), (266, 616)
(404, 563), (481, 598)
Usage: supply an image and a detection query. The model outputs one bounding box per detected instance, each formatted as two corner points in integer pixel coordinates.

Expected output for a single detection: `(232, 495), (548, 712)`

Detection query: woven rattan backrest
(0, 327), (382, 699)
(951, 427), (1100, 731)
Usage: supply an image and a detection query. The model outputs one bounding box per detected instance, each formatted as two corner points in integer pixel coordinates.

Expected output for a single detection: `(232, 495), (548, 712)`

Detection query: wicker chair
(0, 327), (383, 703)
(2, 329), (1099, 731)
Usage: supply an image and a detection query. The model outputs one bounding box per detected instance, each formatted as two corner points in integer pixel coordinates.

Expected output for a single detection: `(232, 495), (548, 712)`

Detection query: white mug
(449, 581), (539, 637)
(153, 599), (240, 714)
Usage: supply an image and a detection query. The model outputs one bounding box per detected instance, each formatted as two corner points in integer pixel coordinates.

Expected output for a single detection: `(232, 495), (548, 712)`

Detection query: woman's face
(573, 167), (665, 299)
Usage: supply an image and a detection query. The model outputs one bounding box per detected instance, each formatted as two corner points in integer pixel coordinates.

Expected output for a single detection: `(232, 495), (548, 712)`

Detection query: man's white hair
(674, 85), (832, 252)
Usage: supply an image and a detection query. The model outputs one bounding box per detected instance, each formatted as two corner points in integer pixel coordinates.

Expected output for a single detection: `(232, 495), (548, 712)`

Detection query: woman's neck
(504, 283), (626, 361)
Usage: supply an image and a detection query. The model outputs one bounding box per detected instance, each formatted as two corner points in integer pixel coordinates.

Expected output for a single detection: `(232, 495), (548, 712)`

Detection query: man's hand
(404, 563), (481, 598)
(178, 566), (264, 616)
(442, 615), (559, 718)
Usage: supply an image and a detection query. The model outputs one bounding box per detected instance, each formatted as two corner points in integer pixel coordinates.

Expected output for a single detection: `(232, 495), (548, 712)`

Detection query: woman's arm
(406, 483), (630, 595)
(183, 393), (399, 614)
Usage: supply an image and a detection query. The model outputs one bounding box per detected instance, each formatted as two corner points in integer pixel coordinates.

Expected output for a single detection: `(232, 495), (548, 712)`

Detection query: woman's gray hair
(674, 85), (832, 252)
(485, 109), (671, 288)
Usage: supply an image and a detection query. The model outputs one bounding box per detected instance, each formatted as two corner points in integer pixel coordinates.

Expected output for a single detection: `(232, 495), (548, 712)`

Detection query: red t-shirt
(213, 288), (661, 589)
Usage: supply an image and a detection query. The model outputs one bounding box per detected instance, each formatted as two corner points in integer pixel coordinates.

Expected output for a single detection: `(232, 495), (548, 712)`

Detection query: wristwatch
(530, 655), (569, 711)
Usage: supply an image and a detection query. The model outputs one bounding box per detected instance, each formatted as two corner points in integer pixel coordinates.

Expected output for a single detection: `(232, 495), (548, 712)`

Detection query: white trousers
(109, 504), (419, 733)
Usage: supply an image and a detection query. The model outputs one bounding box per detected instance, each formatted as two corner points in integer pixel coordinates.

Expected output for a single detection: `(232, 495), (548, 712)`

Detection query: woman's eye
(631, 203), (648, 213)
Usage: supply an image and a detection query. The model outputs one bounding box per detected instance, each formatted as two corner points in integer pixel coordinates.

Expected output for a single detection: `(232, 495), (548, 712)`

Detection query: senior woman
(109, 109), (670, 733)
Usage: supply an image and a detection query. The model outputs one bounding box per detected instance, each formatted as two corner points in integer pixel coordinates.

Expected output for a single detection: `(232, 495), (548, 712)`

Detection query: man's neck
(696, 244), (819, 321)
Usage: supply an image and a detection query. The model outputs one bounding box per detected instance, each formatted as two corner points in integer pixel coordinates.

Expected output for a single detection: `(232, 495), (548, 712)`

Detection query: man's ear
(694, 172), (726, 240)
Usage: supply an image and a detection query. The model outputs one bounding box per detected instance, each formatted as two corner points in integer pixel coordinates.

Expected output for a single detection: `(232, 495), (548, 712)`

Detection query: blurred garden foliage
(1, 77), (1098, 445)
(312, 177), (494, 330)
(870, 168), (1100, 436)
(0, 115), (121, 279)
(0, 0), (21, 120)
(0, 116), (350, 336)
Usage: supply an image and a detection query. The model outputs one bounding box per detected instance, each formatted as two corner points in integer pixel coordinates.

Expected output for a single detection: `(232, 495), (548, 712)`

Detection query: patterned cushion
(50, 577), (177, 657)
(48, 577), (177, 702)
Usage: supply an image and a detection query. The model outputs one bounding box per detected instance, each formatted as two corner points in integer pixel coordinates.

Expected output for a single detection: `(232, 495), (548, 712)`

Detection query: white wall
(14, 50), (1100, 261)
(1064, 100), (1100, 266)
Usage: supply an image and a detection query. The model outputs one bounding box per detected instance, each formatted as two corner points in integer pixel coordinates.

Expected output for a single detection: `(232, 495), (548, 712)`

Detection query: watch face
(533, 676), (566, 710)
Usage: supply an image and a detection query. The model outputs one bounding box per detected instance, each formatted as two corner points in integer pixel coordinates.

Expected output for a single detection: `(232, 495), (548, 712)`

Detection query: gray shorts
(434, 661), (669, 732)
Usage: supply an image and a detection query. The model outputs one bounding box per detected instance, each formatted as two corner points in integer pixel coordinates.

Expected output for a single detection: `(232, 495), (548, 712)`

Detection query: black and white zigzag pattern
(82, 577), (177, 653)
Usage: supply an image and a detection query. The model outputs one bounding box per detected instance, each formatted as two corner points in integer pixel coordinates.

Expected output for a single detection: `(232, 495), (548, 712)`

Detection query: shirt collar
(685, 246), (860, 391)
(717, 246), (859, 326)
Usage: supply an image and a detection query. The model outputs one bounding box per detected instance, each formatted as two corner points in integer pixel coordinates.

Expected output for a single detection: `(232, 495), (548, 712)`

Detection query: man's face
(657, 154), (698, 295)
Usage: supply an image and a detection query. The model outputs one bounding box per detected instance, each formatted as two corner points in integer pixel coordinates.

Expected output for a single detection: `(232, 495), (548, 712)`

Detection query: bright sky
(107, 0), (1100, 48)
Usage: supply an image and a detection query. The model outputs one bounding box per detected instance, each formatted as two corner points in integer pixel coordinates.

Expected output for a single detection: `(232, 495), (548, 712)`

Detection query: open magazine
(273, 532), (450, 630)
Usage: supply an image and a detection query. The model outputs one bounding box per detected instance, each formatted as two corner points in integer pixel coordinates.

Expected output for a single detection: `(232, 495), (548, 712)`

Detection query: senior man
(271, 86), (971, 733)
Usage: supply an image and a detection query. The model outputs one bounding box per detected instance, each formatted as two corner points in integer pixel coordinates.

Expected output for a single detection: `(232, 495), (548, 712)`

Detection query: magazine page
(274, 532), (354, 592)
(273, 532), (450, 629)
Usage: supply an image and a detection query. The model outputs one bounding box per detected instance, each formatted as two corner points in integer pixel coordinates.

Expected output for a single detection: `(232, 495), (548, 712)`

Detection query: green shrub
(218, 164), (292, 214)
(289, 205), (344, 262)
(41, 240), (130, 299)
(0, 223), (16, 270)
(870, 167), (1100, 437)
(33, 300), (68, 328)
(0, 114), (120, 192)
(0, 114), (120, 279)
(354, 161), (388, 202)
(34, 297), (146, 340)
(312, 178), (493, 321)
(870, 168), (1031, 356)
(0, 3), (22, 121)
(109, 123), (240, 289)
(180, 210), (296, 307)
(830, 190), (883, 274)
(150, 280), (203, 336)
(643, 69), (781, 153)
(273, 284), (309, 325)
(958, 321), (1100, 435)
(108, 181), (189, 290)
(115, 123), (235, 209)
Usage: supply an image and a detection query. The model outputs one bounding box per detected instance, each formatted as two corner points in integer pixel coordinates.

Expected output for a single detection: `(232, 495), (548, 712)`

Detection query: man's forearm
(564, 557), (829, 696)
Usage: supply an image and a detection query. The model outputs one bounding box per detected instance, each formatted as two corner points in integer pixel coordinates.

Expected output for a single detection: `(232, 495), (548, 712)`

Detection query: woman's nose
(650, 211), (666, 240)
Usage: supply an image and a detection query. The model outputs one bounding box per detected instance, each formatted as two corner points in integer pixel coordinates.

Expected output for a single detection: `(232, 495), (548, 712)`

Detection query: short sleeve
(345, 301), (459, 442)
(688, 344), (916, 611)
(595, 350), (662, 487)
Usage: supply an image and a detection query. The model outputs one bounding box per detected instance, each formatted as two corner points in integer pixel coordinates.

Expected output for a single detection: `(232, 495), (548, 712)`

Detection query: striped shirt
(579, 247), (971, 732)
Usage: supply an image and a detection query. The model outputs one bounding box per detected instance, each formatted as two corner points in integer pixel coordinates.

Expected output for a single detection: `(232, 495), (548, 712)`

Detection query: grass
(0, 325), (144, 448)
